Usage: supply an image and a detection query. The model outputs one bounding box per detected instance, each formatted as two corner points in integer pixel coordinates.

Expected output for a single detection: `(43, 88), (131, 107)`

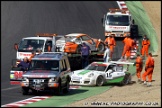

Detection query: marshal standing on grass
(80, 42), (91, 68)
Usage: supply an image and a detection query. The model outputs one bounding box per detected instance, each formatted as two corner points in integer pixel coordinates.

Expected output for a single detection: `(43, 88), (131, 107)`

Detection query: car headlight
(49, 77), (56, 82)
(88, 73), (94, 77)
(22, 77), (29, 82)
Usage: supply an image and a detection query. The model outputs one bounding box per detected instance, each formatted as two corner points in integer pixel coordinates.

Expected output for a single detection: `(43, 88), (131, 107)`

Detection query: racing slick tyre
(96, 75), (104, 86)
(22, 87), (29, 95)
(120, 73), (131, 86)
(97, 43), (105, 52)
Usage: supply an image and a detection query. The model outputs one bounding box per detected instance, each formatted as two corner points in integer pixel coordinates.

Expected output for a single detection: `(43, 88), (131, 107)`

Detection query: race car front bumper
(70, 77), (96, 86)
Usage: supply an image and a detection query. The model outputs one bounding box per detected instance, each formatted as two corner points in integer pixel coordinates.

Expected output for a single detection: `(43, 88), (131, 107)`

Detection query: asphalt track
(1, 1), (122, 106)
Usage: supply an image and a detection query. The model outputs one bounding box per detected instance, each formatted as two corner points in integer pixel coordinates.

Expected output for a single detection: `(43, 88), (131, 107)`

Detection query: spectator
(17, 57), (29, 71)
(81, 42), (91, 68)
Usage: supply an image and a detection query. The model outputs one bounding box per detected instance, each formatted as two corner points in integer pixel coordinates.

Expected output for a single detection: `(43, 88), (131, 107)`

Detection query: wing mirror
(14, 43), (18, 50)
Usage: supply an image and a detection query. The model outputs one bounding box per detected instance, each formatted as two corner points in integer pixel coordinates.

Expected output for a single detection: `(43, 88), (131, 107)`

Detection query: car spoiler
(109, 61), (134, 65)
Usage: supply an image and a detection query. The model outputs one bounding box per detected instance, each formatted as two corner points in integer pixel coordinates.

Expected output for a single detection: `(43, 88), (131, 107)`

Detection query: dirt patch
(66, 1), (161, 107)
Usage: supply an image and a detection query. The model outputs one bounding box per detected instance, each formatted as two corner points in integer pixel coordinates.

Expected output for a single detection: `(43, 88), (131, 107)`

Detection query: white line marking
(1, 86), (20, 91)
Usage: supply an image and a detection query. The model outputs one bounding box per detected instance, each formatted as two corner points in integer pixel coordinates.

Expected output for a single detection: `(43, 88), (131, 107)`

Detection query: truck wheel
(97, 43), (105, 52)
(120, 73), (131, 86)
(54, 82), (62, 95)
(22, 87), (29, 95)
(96, 75), (104, 86)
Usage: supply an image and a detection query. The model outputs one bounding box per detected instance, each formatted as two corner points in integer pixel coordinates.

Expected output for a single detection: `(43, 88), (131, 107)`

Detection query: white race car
(70, 61), (134, 86)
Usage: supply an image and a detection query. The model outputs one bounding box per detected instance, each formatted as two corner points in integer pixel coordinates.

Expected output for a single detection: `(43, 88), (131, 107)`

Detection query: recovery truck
(13, 33), (104, 66)
(102, 8), (138, 38)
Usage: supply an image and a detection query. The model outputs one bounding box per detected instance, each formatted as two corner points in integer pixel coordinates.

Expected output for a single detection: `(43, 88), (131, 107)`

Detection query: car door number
(106, 73), (112, 78)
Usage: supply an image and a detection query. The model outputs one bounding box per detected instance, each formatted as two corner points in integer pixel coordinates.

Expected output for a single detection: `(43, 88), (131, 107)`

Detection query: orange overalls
(104, 37), (116, 58)
(141, 39), (150, 57)
(29, 54), (35, 62)
(142, 56), (154, 82)
(122, 37), (133, 58)
(135, 56), (143, 79)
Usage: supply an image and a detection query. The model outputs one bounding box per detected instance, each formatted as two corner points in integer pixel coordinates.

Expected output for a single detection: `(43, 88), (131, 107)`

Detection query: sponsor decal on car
(78, 70), (91, 75)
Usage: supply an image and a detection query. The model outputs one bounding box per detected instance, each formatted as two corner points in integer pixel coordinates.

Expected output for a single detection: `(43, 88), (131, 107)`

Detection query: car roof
(32, 52), (66, 60)
(23, 37), (52, 40)
(65, 33), (87, 37)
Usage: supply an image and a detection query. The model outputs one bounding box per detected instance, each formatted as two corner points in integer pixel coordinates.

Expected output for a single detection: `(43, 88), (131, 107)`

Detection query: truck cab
(14, 33), (64, 64)
(102, 9), (133, 38)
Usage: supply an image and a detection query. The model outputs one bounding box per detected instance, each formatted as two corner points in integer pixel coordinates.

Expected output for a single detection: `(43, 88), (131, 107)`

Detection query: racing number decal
(14, 71), (23, 79)
(106, 73), (112, 78)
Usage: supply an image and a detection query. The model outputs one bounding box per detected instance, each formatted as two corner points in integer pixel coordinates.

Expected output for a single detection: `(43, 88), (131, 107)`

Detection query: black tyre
(120, 73), (131, 86)
(54, 82), (62, 95)
(22, 87), (29, 95)
(63, 81), (70, 94)
(131, 25), (138, 37)
(97, 43), (105, 52)
(96, 75), (104, 86)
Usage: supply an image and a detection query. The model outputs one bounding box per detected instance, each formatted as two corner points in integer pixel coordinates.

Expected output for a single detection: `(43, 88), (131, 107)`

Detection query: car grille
(29, 78), (49, 88)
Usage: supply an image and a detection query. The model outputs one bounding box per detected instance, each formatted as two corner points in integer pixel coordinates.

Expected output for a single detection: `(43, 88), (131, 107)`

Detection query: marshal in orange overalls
(135, 55), (143, 80)
(104, 35), (116, 59)
(122, 37), (133, 59)
(141, 38), (150, 57)
(142, 53), (154, 82)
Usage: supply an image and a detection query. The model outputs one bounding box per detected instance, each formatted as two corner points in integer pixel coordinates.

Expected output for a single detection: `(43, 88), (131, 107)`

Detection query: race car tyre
(97, 43), (105, 52)
(120, 73), (131, 86)
(96, 75), (104, 86)
(22, 87), (29, 95)
(63, 81), (70, 93)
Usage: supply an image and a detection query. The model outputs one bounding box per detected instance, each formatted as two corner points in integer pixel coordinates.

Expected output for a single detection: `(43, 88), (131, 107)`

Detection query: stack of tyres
(131, 25), (139, 37)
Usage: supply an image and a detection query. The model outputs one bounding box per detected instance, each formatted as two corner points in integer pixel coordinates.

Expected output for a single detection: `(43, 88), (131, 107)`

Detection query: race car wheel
(97, 43), (105, 52)
(96, 75), (104, 86)
(22, 87), (29, 95)
(120, 73), (131, 86)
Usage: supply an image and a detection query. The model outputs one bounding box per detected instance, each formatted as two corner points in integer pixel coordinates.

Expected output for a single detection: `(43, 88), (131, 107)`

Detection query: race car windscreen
(85, 64), (107, 71)
(106, 15), (129, 26)
(65, 36), (76, 42)
(18, 39), (45, 52)
(28, 60), (59, 71)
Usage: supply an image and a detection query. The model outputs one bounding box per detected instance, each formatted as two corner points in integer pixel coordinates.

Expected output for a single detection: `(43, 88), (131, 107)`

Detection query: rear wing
(109, 61), (134, 65)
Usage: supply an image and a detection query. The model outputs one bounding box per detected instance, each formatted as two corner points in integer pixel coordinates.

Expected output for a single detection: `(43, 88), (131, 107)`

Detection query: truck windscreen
(106, 15), (129, 26)
(29, 60), (59, 71)
(18, 39), (45, 52)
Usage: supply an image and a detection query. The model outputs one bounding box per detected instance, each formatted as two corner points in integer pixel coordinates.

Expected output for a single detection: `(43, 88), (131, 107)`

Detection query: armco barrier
(125, 1), (158, 55)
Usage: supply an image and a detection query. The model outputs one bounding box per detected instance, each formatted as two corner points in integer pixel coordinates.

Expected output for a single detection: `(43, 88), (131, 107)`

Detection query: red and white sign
(109, 26), (127, 30)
